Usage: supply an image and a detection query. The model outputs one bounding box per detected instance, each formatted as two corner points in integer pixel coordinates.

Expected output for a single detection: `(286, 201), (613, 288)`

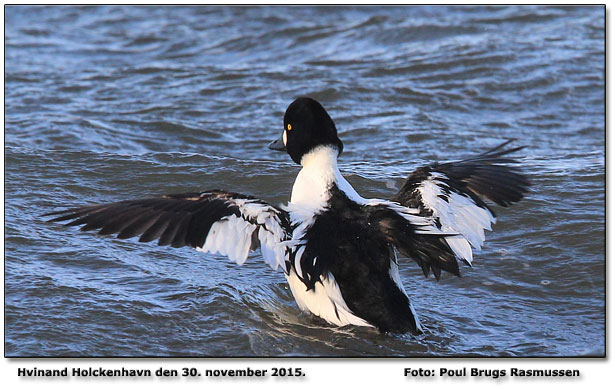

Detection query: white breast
(285, 146), (375, 327)
(285, 269), (372, 328)
(290, 145), (365, 207)
(291, 146), (337, 208)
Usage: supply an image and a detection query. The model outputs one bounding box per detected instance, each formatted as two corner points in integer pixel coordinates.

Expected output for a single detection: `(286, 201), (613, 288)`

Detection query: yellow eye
(287, 123), (292, 131)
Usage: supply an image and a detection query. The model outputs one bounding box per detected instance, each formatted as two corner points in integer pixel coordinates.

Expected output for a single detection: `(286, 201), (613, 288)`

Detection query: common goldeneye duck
(46, 97), (530, 334)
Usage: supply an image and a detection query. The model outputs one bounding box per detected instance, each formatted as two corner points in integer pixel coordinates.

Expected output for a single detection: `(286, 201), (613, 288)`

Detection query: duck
(46, 97), (530, 334)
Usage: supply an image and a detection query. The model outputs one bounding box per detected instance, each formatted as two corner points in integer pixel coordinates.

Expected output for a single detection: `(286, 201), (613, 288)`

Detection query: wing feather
(116, 210), (162, 239)
(387, 140), (529, 277)
(46, 190), (292, 271)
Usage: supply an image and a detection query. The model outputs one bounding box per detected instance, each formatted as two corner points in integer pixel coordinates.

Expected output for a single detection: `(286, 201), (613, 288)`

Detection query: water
(4, 5), (605, 357)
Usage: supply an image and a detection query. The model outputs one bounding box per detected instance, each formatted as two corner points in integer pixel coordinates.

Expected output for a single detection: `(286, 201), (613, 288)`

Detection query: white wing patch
(364, 199), (444, 235)
(199, 214), (256, 264)
(417, 173), (496, 265)
(197, 198), (288, 271)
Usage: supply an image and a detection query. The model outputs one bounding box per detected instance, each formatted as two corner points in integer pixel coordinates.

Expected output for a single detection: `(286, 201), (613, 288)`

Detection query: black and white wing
(45, 190), (291, 271)
(391, 140), (530, 271)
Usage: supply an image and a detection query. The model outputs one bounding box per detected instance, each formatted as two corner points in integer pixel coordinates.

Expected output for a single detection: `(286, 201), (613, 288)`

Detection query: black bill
(268, 135), (286, 151)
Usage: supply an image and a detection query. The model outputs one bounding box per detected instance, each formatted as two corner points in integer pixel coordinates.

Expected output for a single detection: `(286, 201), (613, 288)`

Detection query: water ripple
(5, 5), (604, 357)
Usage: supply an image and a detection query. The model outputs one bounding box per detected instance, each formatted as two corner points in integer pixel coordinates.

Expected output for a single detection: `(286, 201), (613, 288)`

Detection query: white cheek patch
(283, 131), (287, 146)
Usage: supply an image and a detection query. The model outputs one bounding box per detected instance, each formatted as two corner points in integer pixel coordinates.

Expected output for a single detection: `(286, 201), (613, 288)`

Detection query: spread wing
(364, 199), (465, 281)
(45, 190), (292, 272)
(391, 140), (530, 270)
